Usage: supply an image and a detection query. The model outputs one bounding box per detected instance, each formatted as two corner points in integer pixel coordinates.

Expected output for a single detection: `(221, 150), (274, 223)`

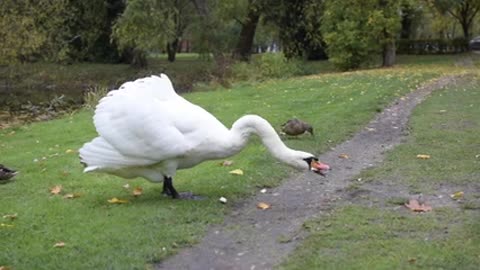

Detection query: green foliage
(268, 0), (326, 60)
(321, 0), (402, 70)
(231, 53), (304, 81)
(113, 0), (176, 52)
(0, 0), (69, 64)
(0, 0), (125, 64)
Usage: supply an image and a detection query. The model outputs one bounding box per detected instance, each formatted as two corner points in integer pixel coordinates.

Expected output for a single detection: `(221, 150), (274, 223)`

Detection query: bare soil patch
(156, 75), (460, 270)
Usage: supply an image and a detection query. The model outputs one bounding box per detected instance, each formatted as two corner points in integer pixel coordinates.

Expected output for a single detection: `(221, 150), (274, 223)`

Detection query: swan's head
(288, 151), (330, 176)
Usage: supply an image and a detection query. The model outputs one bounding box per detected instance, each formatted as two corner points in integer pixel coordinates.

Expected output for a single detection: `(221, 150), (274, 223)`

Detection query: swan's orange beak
(311, 160), (330, 176)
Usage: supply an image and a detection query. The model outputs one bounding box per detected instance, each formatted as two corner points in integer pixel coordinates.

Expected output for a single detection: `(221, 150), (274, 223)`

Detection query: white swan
(79, 74), (330, 198)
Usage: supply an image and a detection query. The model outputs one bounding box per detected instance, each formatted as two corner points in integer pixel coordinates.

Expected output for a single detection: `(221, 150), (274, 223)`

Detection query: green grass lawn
(0, 55), (473, 269)
(279, 69), (480, 269)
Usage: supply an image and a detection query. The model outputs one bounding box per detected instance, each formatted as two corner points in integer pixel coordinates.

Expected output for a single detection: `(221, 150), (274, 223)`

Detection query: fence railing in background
(397, 39), (469, 54)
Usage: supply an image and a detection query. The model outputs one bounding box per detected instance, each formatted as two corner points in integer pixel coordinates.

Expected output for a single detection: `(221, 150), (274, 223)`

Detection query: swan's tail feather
(79, 137), (146, 173)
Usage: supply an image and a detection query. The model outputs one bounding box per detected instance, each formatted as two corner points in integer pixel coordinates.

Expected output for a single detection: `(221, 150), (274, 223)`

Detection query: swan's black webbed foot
(163, 176), (204, 200)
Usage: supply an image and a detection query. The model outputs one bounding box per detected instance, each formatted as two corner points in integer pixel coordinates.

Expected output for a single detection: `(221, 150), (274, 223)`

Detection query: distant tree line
(1, 0), (479, 70)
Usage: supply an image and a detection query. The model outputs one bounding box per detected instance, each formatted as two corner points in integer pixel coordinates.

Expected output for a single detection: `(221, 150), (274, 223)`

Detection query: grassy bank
(279, 71), (480, 269)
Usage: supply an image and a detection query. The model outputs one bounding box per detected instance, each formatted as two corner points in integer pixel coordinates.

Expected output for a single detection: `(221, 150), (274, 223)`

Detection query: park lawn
(0, 56), (466, 269)
(279, 71), (480, 269)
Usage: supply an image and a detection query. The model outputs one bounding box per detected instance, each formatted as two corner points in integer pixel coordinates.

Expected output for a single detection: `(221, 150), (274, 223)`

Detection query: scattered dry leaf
(229, 169), (244, 176)
(50, 185), (63, 195)
(405, 199), (432, 212)
(1, 223), (14, 228)
(219, 197), (227, 204)
(65, 149), (75, 154)
(220, 160), (234, 166)
(133, 187), (143, 197)
(107, 197), (129, 204)
(123, 183), (130, 189)
(257, 202), (271, 210)
(63, 193), (81, 199)
(450, 191), (464, 200)
(260, 188), (267, 194)
(416, 154), (431, 160)
(3, 214), (17, 220)
(53, 242), (65, 248)
(338, 153), (349, 159)
(0, 266), (12, 270)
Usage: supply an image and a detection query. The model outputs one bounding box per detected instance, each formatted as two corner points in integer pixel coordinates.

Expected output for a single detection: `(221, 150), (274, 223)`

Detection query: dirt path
(156, 75), (458, 270)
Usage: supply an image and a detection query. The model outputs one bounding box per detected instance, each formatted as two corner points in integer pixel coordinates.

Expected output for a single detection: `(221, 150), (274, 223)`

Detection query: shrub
(83, 86), (109, 110)
(231, 53), (304, 81)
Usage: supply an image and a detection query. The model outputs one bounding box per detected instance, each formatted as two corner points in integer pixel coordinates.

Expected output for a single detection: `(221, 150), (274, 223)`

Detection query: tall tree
(0, 0), (69, 64)
(266, 0), (326, 60)
(429, 0), (480, 39)
(232, 0), (261, 61)
(321, 0), (401, 70)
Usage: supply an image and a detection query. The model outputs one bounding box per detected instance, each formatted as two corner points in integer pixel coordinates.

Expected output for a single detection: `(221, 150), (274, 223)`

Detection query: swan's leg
(162, 180), (172, 196)
(163, 176), (180, 199)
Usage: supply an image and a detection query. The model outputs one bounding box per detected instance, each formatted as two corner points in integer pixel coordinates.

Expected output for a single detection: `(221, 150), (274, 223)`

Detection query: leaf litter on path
(405, 199), (432, 212)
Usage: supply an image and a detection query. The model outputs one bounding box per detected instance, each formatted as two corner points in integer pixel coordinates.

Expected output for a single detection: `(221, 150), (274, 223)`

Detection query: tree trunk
(131, 48), (147, 68)
(382, 41), (396, 67)
(233, 5), (260, 61)
(167, 39), (179, 62)
(460, 20), (470, 40)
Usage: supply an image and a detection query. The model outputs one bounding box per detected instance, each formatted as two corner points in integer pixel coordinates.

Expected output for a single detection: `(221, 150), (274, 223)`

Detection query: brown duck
(0, 164), (17, 182)
(281, 118), (314, 136)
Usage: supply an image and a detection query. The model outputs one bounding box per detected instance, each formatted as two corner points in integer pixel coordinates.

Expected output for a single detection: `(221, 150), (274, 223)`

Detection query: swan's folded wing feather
(93, 92), (193, 164)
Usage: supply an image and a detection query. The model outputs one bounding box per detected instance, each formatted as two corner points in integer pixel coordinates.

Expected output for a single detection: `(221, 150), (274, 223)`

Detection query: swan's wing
(112, 74), (178, 101)
(88, 75), (199, 165)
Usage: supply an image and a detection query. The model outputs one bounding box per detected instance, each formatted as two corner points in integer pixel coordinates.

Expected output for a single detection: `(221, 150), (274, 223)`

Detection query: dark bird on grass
(79, 75), (330, 199)
(281, 118), (314, 137)
(0, 164), (18, 182)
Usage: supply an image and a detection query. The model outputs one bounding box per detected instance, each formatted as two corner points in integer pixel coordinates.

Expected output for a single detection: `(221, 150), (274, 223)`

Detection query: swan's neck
(229, 115), (295, 161)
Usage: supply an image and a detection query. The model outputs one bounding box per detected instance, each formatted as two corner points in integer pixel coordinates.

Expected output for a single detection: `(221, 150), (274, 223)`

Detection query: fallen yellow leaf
(0, 223), (14, 228)
(0, 265), (12, 270)
(133, 187), (143, 197)
(63, 193), (81, 199)
(2, 214), (17, 220)
(257, 202), (271, 210)
(108, 197), (129, 204)
(405, 199), (432, 212)
(53, 242), (65, 248)
(229, 169), (244, 175)
(416, 154), (431, 160)
(450, 191), (464, 200)
(65, 149), (75, 154)
(50, 185), (63, 195)
(338, 153), (349, 159)
(123, 183), (130, 189)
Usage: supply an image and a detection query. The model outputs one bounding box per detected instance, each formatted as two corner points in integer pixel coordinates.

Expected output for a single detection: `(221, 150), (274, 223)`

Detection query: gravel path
(156, 75), (458, 270)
